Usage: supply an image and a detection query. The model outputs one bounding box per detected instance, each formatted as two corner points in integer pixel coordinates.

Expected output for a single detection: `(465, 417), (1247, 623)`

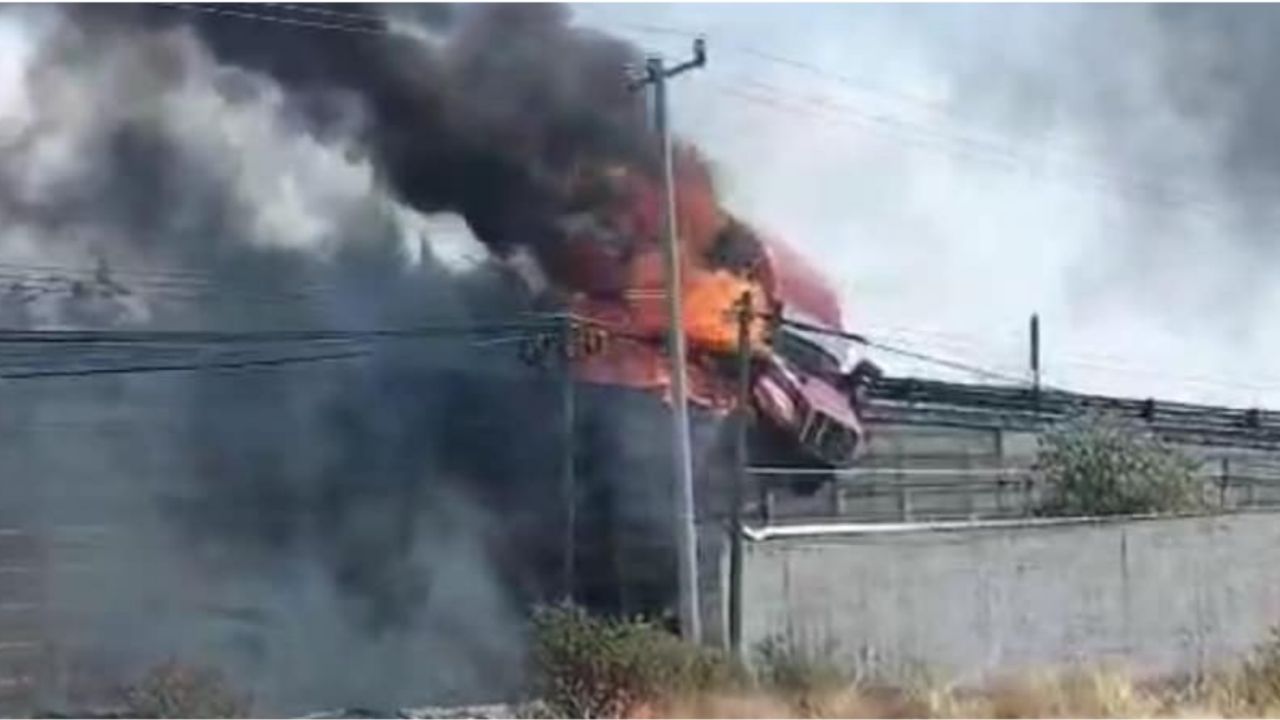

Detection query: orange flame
(620, 248), (768, 354)
(557, 148), (776, 410)
(682, 268), (769, 353)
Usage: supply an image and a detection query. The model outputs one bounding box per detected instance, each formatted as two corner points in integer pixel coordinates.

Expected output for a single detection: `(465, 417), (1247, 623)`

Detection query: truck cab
(748, 236), (877, 471)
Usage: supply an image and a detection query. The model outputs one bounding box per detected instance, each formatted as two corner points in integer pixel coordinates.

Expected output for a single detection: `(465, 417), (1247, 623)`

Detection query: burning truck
(514, 148), (880, 478)
(498, 148), (881, 619)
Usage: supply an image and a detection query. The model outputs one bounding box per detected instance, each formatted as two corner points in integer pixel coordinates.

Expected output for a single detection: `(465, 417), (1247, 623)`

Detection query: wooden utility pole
(630, 37), (707, 643)
(729, 292), (752, 656)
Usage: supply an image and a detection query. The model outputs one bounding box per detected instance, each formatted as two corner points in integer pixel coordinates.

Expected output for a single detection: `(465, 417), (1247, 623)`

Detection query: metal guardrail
(869, 377), (1280, 425)
(864, 377), (1280, 450)
(745, 464), (1280, 523)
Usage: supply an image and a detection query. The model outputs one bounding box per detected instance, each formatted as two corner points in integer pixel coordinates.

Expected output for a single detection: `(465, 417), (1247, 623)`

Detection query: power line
(831, 317), (1280, 404)
(0, 260), (330, 285)
(780, 316), (1032, 385)
(729, 79), (1033, 169)
(866, 324), (1025, 352)
(0, 263), (356, 313)
(611, 21), (956, 120)
(614, 23), (1261, 225)
(262, 3), (385, 26)
(711, 80), (1238, 225)
(0, 323), (580, 380)
(0, 319), (569, 345)
(807, 281), (1280, 401)
(0, 276), (331, 305)
(160, 3), (398, 37)
(168, 5), (1254, 224)
(616, 21), (1241, 220)
(0, 349), (370, 380)
(795, 312), (1280, 401)
(868, 340), (1029, 385)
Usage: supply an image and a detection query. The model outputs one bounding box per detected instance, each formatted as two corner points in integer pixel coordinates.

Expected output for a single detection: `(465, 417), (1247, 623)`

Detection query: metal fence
(865, 377), (1280, 451)
(746, 459), (1280, 524)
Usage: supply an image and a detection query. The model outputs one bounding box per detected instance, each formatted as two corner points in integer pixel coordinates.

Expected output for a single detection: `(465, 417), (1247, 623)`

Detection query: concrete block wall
(736, 511), (1280, 683)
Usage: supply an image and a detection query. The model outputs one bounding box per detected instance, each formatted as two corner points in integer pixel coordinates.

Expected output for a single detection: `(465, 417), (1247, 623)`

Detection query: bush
(529, 605), (744, 718)
(1035, 411), (1205, 517)
(120, 660), (250, 719)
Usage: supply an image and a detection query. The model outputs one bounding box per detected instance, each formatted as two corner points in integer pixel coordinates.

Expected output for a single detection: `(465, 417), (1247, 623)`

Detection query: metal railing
(865, 377), (1280, 451)
(744, 462), (1280, 524)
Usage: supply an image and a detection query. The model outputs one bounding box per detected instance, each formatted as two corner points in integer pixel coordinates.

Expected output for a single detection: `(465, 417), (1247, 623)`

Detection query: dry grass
(532, 611), (1280, 718)
(626, 664), (1280, 718)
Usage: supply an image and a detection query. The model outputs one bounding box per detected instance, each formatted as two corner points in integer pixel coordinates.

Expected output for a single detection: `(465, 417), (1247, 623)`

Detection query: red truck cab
(750, 235), (873, 469)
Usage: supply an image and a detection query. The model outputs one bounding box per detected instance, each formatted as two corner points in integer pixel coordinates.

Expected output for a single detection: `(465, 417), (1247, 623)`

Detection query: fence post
(759, 483), (774, 525)
(964, 453), (976, 520)
(828, 477), (844, 515)
(898, 486), (913, 522)
(1219, 457), (1229, 510)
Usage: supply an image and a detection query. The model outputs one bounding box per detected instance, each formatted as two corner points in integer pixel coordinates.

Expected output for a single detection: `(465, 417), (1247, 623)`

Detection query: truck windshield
(774, 328), (843, 377)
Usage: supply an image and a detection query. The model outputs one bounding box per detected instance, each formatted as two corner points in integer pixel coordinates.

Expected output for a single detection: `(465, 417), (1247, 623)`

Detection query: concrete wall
(738, 511), (1280, 683)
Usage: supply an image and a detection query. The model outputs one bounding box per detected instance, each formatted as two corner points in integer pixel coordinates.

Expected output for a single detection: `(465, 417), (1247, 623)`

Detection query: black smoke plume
(0, 3), (694, 713)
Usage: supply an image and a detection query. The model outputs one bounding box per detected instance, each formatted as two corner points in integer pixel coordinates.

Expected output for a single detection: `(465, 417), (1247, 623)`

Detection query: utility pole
(1029, 313), (1041, 392)
(630, 37), (707, 643)
(561, 316), (577, 604)
(729, 292), (752, 656)
(1030, 313), (1041, 416)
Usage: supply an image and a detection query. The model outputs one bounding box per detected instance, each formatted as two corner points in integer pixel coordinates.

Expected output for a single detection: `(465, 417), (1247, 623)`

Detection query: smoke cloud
(0, 3), (694, 713)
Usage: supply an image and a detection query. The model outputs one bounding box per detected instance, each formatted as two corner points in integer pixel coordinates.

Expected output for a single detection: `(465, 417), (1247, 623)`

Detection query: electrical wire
(0, 263), (354, 314)
(160, 3), (398, 37)
(0, 260), (324, 284)
(615, 21), (1241, 219)
(0, 325), (580, 379)
(779, 316), (1033, 385)
(0, 319), (568, 346)
(711, 81), (1236, 224)
(262, 3), (385, 26)
(609, 21), (956, 120)
(165, 4), (1263, 225)
(0, 349), (371, 380)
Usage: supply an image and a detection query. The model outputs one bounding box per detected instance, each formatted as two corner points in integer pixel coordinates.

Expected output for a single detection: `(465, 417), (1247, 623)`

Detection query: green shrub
(1035, 411), (1205, 517)
(529, 604), (744, 718)
(121, 660), (250, 719)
